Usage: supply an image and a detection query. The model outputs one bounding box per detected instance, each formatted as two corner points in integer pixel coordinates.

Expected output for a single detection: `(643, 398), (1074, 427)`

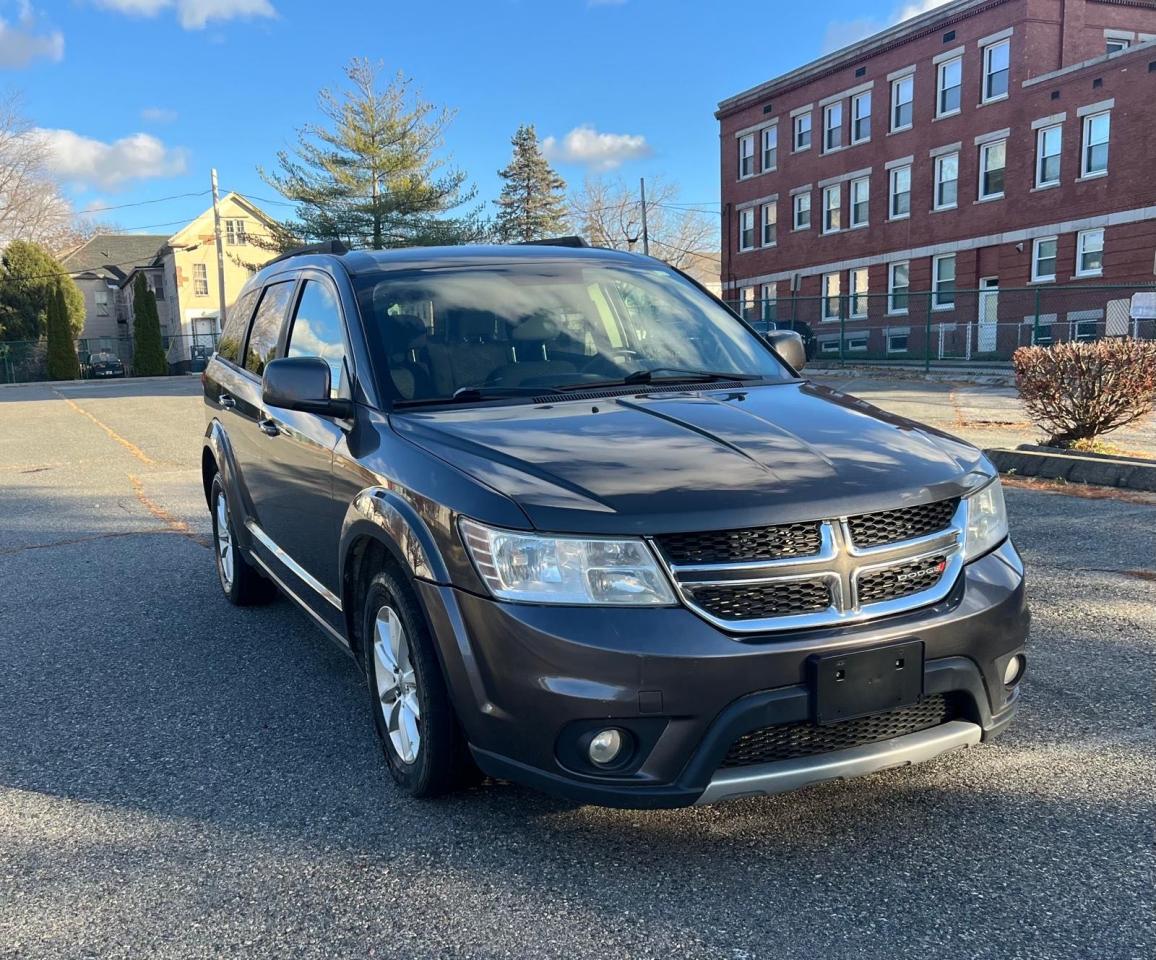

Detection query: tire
(209, 473), (272, 606)
(363, 568), (473, 798)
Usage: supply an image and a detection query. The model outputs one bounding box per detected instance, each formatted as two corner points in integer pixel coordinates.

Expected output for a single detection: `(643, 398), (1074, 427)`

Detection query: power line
(79, 190), (212, 216)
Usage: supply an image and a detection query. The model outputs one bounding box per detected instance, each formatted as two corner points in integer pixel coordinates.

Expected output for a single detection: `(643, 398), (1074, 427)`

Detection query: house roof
(60, 233), (169, 281)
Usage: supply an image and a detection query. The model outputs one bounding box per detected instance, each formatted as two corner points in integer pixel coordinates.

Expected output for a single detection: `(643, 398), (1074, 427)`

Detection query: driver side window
(287, 279), (350, 398)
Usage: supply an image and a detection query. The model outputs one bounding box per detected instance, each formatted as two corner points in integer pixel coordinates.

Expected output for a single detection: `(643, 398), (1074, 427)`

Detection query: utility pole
(639, 177), (650, 257)
(210, 168), (228, 331)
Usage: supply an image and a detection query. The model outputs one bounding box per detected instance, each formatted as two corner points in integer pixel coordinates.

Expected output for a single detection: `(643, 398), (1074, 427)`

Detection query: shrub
(1012, 338), (1156, 448)
(45, 283), (80, 380)
(131, 273), (167, 376)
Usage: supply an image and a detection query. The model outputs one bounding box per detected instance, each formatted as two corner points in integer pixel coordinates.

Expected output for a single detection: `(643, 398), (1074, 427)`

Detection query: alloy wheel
(215, 491), (234, 589)
(373, 605), (421, 764)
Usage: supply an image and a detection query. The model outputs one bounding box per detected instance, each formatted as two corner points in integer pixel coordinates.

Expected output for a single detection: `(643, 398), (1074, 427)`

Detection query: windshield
(355, 259), (790, 405)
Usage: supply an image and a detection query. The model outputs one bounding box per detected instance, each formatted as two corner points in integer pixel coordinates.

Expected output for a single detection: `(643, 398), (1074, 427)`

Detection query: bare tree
(570, 175), (716, 272)
(0, 94), (76, 250)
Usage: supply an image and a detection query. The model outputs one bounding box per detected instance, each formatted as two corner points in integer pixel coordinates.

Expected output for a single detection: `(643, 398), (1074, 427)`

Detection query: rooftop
(59, 233), (169, 281)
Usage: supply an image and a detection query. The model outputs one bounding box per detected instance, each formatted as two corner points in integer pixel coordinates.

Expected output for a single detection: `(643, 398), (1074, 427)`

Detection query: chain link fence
(726, 283), (1156, 369)
(0, 332), (220, 384)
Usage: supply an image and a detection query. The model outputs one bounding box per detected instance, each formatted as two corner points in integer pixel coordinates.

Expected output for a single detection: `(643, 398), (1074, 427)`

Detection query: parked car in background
(201, 241), (1028, 808)
(87, 351), (125, 378)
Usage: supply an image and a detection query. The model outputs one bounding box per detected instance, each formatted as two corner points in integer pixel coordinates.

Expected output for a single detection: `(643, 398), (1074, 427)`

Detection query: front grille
(689, 579), (831, 621)
(857, 554), (948, 605)
(656, 522), (822, 565)
(847, 498), (960, 549)
(721, 694), (959, 768)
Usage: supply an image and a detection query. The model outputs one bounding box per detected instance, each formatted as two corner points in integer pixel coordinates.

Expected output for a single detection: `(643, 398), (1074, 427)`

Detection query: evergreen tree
(494, 124), (568, 243)
(260, 59), (486, 249)
(131, 273), (167, 376)
(0, 240), (85, 341)
(45, 282), (79, 380)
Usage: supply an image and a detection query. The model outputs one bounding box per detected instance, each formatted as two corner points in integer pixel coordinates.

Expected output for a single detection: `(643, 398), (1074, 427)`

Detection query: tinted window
(217, 288), (258, 364)
(287, 280), (349, 397)
(243, 280), (296, 376)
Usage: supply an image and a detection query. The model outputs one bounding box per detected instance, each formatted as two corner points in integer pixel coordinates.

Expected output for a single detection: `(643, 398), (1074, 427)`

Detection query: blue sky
(5, 0), (947, 237)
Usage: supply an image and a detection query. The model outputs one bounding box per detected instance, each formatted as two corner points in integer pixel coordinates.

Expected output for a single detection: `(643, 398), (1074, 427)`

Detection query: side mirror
(262, 357), (353, 418)
(767, 330), (806, 372)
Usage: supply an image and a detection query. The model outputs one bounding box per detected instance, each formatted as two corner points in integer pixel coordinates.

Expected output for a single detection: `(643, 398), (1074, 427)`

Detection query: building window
(982, 39), (1010, 102)
(845, 334), (868, 352)
(819, 338), (840, 355)
(794, 112), (812, 151)
(738, 134), (755, 179)
(739, 286), (756, 320)
(1036, 124), (1062, 187)
(979, 139), (1006, 200)
(1031, 237), (1057, 283)
(889, 164), (911, 219)
(738, 208), (755, 251)
(1081, 111), (1110, 177)
(936, 56), (962, 117)
(823, 102), (843, 152)
(1105, 33), (1131, 54)
(934, 152), (958, 209)
(887, 331), (910, 353)
(762, 125), (778, 172)
(851, 90), (871, 143)
(888, 261), (910, 314)
(822, 272), (841, 320)
(822, 184), (841, 233)
(932, 254), (956, 308)
(891, 74), (914, 131)
(193, 262), (209, 297)
(95, 290), (109, 316)
(850, 176), (869, 227)
(849, 267), (869, 318)
(760, 283), (777, 324)
(1074, 318), (1099, 341)
(225, 218), (247, 245)
(793, 192), (811, 230)
(761, 202), (778, 246)
(1076, 228), (1104, 277)
(151, 274), (165, 301)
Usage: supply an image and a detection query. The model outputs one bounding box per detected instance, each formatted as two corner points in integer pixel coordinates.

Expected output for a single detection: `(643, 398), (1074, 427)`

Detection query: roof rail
(265, 239), (350, 267)
(516, 236), (588, 248)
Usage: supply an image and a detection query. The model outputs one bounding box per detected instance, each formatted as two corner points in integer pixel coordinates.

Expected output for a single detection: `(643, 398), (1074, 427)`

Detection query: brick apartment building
(717, 0), (1156, 359)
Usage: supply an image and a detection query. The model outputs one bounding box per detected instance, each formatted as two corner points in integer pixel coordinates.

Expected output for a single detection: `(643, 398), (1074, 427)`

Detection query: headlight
(963, 476), (1008, 561)
(459, 519), (676, 606)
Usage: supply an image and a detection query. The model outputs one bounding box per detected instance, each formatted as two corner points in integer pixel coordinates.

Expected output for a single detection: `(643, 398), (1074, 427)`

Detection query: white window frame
(1035, 124), (1062, 188)
(887, 261), (910, 315)
(932, 253), (956, 310)
(851, 90), (871, 144)
(819, 337), (840, 355)
(887, 330), (910, 353)
(981, 39), (1010, 104)
(94, 289), (109, 316)
(936, 56), (962, 118)
(1075, 228), (1104, 278)
(738, 133), (755, 179)
(761, 124), (778, 172)
(933, 152), (958, 210)
(889, 164), (911, 220)
(844, 333), (868, 352)
(193, 262), (209, 297)
(821, 272), (842, 321)
(890, 74), (914, 133)
(978, 139), (1006, 201)
(761, 201), (778, 247)
(850, 176), (870, 228)
(1081, 111), (1110, 178)
(738, 207), (755, 251)
(1031, 236), (1058, 283)
(738, 286), (756, 320)
(794, 112), (812, 152)
(823, 102), (843, 153)
(793, 192), (811, 230)
(849, 267), (869, 318)
(225, 218), (247, 245)
(822, 184), (841, 234)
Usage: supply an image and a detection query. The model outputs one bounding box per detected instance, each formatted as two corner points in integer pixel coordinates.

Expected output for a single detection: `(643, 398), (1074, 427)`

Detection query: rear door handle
(258, 417), (281, 437)
(218, 393), (236, 409)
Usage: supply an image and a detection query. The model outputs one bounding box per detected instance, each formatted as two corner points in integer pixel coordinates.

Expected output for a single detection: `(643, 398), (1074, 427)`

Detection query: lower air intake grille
(857, 555), (948, 605)
(721, 695), (959, 768)
(689, 579), (831, 621)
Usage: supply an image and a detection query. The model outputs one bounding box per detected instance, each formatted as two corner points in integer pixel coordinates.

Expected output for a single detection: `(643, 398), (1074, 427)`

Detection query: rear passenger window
(287, 280), (349, 397)
(243, 280), (296, 377)
(216, 288), (258, 364)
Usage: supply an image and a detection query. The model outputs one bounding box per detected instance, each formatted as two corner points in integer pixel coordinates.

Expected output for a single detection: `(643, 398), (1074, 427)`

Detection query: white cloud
(542, 125), (651, 172)
(140, 106), (178, 123)
(0, 4), (63, 67)
(822, 0), (952, 54)
(34, 128), (189, 190)
(94, 0), (276, 30)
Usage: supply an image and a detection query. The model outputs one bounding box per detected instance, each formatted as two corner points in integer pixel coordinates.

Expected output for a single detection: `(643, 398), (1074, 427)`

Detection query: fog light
(1003, 655), (1025, 686)
(588, 728), (623, 765)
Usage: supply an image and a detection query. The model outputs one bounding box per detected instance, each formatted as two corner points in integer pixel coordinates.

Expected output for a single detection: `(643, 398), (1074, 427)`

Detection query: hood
(390, 382), (988, 535)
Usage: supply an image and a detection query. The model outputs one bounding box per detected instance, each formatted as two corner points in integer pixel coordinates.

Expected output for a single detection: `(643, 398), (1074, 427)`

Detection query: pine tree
(494, 124), (568, 243)
(0, 240), (85, 341)
(131, 273), (167, 376)
(45, 282), (79, 380)
(260, 59), (487, 249)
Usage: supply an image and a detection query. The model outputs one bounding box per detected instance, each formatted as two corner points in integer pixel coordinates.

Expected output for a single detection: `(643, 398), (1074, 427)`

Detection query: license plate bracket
(810, 640), (924, 725)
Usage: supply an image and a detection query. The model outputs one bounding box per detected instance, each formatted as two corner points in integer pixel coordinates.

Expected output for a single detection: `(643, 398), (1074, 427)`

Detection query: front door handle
(258, 417), (281, 437)
(218, 393), (236, 409)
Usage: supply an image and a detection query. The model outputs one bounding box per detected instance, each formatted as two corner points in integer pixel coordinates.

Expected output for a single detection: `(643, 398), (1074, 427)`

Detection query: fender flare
(338, 486), (451, 589)
(202, 420), (254, 552)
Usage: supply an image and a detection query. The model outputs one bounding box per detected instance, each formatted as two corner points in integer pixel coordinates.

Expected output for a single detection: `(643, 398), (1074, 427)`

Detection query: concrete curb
(986, 445), (1156, 492)
(0, 373), (200, 390)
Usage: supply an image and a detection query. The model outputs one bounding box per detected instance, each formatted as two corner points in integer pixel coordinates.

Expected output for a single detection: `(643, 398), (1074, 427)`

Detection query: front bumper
(417, 539), (1028, 808)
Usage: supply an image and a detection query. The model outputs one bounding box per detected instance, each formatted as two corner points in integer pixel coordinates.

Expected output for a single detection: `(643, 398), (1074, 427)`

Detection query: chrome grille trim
(653, 499), (966, 634)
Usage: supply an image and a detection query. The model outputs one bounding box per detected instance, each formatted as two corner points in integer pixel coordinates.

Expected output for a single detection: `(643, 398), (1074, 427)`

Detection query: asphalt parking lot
(1, 377), (1153, 960)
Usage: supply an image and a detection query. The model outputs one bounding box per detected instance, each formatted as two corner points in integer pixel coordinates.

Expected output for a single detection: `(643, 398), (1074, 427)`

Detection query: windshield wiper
(393, 385), (565, 408)
(620, 367), (764, 385)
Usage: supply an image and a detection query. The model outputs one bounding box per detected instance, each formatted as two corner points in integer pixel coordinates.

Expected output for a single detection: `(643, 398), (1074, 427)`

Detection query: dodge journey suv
(202, 241), (1028, 807)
